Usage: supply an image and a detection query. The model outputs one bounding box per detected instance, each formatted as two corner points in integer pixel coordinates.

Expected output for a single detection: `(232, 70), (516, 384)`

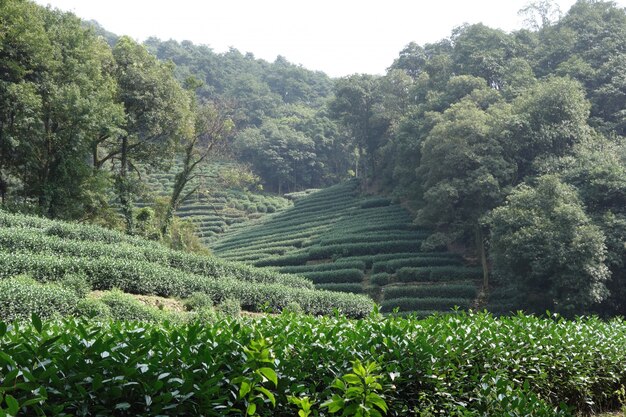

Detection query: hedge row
(383, 283), (478, 301)
(3, 312), (624, 415)
(372, 256), (463, 274)
(0, 252), (373, 317)
(254, 252), (311, 267)
(300, 269), (364, 284)
(276, 261), (366, 274)
(335, 252), (459, 269)
(381, 297), (472, 312)
(308, 241), (421, 259)
(360, 197), (392, 208)
(315, 283), (363, 294)
(397, 266), (482, 283)
(0, 227), (313, 289)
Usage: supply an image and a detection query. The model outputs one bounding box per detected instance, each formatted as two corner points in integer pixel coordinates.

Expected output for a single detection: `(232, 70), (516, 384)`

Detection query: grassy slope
(139, 160), (291, 243)
(0, 210), (373, 318)
(211, 180), (483, 315)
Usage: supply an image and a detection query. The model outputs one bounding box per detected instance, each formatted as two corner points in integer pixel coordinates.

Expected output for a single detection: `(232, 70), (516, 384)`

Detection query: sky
(33, 0), (626, 78)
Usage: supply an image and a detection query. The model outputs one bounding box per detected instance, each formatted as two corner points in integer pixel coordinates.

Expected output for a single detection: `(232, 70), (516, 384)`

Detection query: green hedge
(370, 273), (391, 286)
(276, 261), (366, 274)
(397, 266), (482, 283)
(372, 256), (463, 274)
(0, 227), (313, 289)
(1, 312), (623, 415)
(308, 241), (421, 259)
(383, 283), (478, 300)
(360, 197), (392, 208)
(300, 269), (364, 284)
(315, 283), (363, 294)
(381, 297), (472, 312)
(0, 276), (78, 320)
(0, 252), (372, 318)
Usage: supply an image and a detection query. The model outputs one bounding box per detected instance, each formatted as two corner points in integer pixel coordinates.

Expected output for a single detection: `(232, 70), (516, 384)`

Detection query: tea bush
(383, 283), (478, 300)
(0, 312), (624, 415)
(0, 276), (78, 320)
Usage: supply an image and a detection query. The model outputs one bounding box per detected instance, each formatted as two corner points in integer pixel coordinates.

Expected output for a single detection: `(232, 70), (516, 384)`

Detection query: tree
(330, 74), (389, 186)
(94, 36), (192, 233)
(488, 175), (610, 315)
(417, 97), (514, 288)
(0, 1), (123, 219)
(162, 99), (234, 235)
(507, 76), (591, 181)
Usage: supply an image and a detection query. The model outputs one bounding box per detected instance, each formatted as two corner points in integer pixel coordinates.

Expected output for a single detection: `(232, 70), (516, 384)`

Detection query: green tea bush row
(319, 233), (425, 247)
(397, 266), (482, 283)
(335, 252), (459, 268)
(372, 256), (463, 273)
(254, 252), (311, 267)
(275, 261), (366, 274)
(0, 228), (313, 289)
(381, 297), (472, 312)
(316, 283), (363, 293)
(383, 283), (478, 300)
(308, 241), (421, 259)
(0, 276), (78, 321)
(300, 268), (364, 284)
(360, 197), (392, 208)
(370, 272), (391, 286)
(0, 252), (371, 317)
(1, 312), (624, 415)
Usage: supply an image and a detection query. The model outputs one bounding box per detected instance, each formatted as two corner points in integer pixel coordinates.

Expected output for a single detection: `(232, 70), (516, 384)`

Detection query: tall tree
(94, 36), (192, 232)
(489, 175), (610, 315)
(162, 99), (234, 235)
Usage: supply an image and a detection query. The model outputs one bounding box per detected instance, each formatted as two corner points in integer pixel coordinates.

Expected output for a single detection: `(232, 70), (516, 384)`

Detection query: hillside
(212, 180), (482, 315)
(0, 210), (373, 319)
(139, 160), (291, 244)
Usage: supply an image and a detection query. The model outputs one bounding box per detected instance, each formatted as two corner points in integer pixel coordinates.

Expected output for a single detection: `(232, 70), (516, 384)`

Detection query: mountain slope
(212, 180), (482, 315)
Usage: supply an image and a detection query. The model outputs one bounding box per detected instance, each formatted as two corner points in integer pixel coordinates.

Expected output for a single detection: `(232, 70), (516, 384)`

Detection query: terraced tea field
(140, 160), (291, 243)
(212, 180), (484, 315)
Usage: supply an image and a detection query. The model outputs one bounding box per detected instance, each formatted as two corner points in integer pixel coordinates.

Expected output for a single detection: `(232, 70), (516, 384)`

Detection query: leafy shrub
(370, 273), (391, 286)
(75, 297), (111, 319)
(218, 298), (241, 317)
(276, 261), (366, 274)
(0, 276), (78, 320)
(381, 297), (471, 312)
(383, 283), (478, 300)
(282, 302), (303, 314)
(360, 197), (392, 209)
(397, 266), (482, 282)
(301, 269), (364, 284)
(183, 292), (214, 311)
(0, 313), (622, 415)
(98, 290), (164, 322)
(372, 256), (462, 274)
(59, 273), (91, 298)
(316, 283), (363, 294)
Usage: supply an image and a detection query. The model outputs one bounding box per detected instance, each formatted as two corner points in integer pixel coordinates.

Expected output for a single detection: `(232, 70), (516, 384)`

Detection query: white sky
(33, 0), (626, 78)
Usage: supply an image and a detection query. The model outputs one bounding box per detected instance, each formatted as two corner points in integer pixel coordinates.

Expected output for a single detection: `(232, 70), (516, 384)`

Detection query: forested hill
(1, 0), (625, 318)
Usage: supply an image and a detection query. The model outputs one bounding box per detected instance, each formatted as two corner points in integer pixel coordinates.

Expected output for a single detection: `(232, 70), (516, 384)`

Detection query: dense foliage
(0, 210), (374, 318)
(1, 312), (625, 416)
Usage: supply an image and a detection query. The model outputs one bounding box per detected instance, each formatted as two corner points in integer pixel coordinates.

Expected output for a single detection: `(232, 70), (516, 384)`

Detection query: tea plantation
(0, 210), (373, 319)
(139, 160), (291, 243)
(1, 312), (625, 416)
(212, 180), (483, 315)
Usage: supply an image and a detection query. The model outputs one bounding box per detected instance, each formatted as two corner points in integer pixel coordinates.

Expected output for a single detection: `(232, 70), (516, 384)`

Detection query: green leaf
(367, 393), (388, 412)
(5, 395), (19, 416)
(258, 367), (277, 387)
(254, 386), (276, 407)
(343, 374), (361, 385)
(32, 314), (42, 334)
(246, 402), (256, 416)
(239, 381), (251, 399)
(115, 402), (131, 410)
(0, 322), (6, 339)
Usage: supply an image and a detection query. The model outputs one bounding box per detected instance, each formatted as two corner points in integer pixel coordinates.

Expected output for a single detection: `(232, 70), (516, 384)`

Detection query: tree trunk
(475, 225), (489, 290)
(119, 135), (134, 234)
